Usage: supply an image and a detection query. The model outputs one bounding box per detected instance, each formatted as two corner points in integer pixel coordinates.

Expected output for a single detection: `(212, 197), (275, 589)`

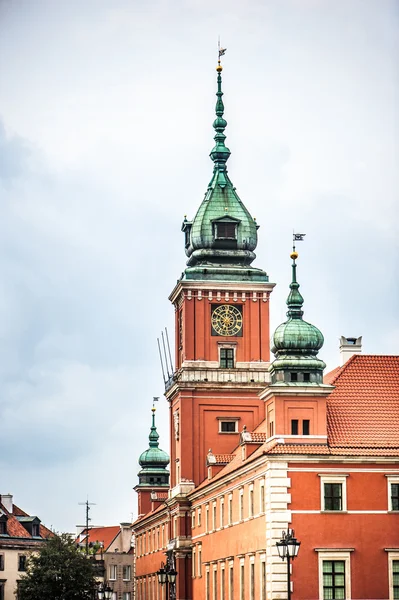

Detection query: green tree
(18, 533), (97, 600)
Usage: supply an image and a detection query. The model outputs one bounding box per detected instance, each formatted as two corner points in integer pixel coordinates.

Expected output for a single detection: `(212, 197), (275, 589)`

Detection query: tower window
(290, 372), (298, 382)
(215, 222), (237, 239)
(291, 420), (299, 435)
(220, 348), (234, 369)
(303, 420), (310, 435)
(303, 373), (310, 382)
(324, 483), (343, 511)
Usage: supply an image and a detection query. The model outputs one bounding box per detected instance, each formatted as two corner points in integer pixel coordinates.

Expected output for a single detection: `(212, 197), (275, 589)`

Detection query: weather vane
(152, 397), (159, 410)
(218, 37), (227, 66)
(292, 232), (306, 253)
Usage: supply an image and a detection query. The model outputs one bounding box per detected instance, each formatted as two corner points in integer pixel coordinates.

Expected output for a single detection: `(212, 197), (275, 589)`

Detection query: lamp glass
(104, 586), (112, 600)
(276, 541), (287, 559)
(167, 568), (177, 584)
(158, 567), (167, 585)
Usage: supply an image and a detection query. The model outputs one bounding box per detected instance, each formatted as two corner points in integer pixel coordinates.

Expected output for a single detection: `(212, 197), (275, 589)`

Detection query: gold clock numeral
(211, 305), (243, 337)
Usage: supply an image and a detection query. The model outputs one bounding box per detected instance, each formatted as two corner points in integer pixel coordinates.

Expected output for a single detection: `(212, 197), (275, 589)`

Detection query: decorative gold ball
(216, 64), (223, 72)
(290, 251), (298, 260)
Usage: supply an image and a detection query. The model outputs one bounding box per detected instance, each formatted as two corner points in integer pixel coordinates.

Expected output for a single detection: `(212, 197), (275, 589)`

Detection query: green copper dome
(181, 61), (268, 283)
(137, 408), (169, 488)
(269, 252), (325, 385)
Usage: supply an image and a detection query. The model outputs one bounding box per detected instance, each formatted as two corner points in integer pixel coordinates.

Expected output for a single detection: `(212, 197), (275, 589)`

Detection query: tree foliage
(18, 533), (97, 600)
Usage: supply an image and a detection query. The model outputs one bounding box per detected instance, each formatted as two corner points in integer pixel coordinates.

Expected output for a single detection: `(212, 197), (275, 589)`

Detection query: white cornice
(169, 280), (275, 304)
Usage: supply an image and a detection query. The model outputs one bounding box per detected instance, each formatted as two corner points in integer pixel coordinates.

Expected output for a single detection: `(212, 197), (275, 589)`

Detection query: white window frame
(249, 484), (254, 518)
(388, 551), (399, 600)
(228, 561), (234, 600)
(206, 504), (209, 532)
(109, 564), (117, 581)
(122, 564), (131, 581)
(218, 417), (239, 434)
(213, 565), (218, 600)
(249, 555), (255, 600)
(259, 554), (266, 600)
(220, 497), (225, 528)
(212, 501), (217, 531)
(220, 562), (225, 600)
(228, 494), (233, 525)
(319, 474), (348, 512)
(192, 547), (196, 578)
(239, 558), (245, 600)
(387, 476), (399, 512)
(317, 550), (352, 600)
(192, 510), (196, 528)
(259, 480), (265, 514)
(239, 488), (244, 521)
(198, 544), (202, 577)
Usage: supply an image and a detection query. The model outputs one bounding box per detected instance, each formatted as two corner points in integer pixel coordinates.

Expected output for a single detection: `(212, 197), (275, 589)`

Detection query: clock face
(211, 304), (243, 337)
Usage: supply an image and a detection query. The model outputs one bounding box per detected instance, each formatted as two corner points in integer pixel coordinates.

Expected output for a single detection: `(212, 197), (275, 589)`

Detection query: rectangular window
(198, 545), (202, 577)
(206, 505), (209, 532)
(290, 372), (298, 382)
(220, 348), (234, 369)
(192, 511), (195, 528)
(213, 569), (218, 600)
(123, 594), (131, 600)
(291, 419), (298, 435)
(123, 565), (131, 581)
(0, 581), (4, 600)
(269, 421), (274, 437)
(229, 565), (234, 600)
(240, 564), (245, 600)
(220, 499), (224, 527)
(391, 484), (399, 511)
(239, 490), (244, 521)
(323, 560), (345, 599)
(0, 522), (6, 535)
(249, 487), (254, 517)
(0, 555), (3, 570)
(261, 560), (266, 600)
(303, 372), (310, 382)
(228, 495), (233, 525)
(260, 482), (265, 513)
(392, 559), (399, 600)
(206, 570), (210, 600)
(18, 555), (27, 571)
(192, 548), (196, 578)
(109, 564), (117, 580)
(250, 562), (255, 600)
(198, 508), (202, 527)
(220, 421), (237, 433)
(324, 483), (343, 511)
(32, 523), (40, 537)
(303, 419), (310, 435)
(221, 567), (225, 600)
(213, 502), (217, 530)
(216, 222), (236, 239)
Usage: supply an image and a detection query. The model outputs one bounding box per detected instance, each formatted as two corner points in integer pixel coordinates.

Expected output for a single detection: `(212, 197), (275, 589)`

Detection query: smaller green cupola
(137, 408), (170, 488)
(269, 250), (326, 385)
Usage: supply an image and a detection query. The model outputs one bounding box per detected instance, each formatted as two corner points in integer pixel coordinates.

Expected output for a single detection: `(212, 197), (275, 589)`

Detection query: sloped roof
(0, 499), (52, 540)
(78, 526), (120, 553)
(325, 354), (399, 449)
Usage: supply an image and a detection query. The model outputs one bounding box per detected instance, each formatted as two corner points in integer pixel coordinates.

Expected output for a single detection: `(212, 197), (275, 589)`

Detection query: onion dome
(137, 408), (169, 488)
(269, 252), (326, 385)
(181, 59), (268, 283)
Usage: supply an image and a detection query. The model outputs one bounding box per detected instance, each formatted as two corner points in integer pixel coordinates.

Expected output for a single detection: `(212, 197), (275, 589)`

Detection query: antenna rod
(157, 338), (167, 383)
(161, 331), (171, 379)
(165, 327), (174, 374)
(78, 499), (96, 555)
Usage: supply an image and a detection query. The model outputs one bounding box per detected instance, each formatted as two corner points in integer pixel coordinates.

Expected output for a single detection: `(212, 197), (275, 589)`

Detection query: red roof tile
(326, 355), (399, 448)
(78, 526), (120, 552)
(213, 454), (235, 464)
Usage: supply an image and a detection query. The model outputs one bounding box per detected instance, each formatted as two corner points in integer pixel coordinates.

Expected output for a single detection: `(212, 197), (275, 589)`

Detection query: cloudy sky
(0, 0), (398, 532)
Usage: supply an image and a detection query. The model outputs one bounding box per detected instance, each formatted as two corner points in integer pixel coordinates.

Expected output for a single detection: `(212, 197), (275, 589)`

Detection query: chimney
(340, 336), (362, 366)
(1, 494), (13, 514)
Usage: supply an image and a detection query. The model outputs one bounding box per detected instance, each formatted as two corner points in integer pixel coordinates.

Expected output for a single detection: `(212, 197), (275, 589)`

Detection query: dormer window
(32, 523), (40, 537)
(215, 222), (237, 239)
(0, 516), (7, 535)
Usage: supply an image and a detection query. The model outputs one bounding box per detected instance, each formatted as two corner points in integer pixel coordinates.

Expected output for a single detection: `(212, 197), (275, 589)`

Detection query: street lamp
(276, 529), (301, 600)
(97, 583), (113, 600)
(157, 561), (178, 600)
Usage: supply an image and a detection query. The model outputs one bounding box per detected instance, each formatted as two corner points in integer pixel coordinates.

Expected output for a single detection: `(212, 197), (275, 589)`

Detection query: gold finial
(291, 251), (298, 260)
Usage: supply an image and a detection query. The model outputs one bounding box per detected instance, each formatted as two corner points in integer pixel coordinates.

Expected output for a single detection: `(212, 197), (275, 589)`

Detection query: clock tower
(167, 59), (275, 488)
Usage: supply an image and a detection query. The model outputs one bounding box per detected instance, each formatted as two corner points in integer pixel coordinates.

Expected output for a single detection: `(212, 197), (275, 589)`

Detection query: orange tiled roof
(213, 454), (235, 464)
(0, 500), (52, 540)
(326, 355), (399, 448)
(78, 526), (120, 552)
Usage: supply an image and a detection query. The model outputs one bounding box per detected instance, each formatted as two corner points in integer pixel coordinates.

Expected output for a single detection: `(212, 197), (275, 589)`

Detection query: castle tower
(261, 249), (331, 442)
(167, 58), (275, 488)
(134, 407), (170, 516)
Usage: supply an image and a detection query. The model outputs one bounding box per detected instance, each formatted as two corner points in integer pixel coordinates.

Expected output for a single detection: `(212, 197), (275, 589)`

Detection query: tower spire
(210, 45), (230, 181)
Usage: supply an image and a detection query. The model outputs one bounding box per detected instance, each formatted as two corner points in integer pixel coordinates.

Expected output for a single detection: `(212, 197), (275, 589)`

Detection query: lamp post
(276, 529), (301, 600)
(157, 560), (177, 600)
(97, 583), (113, 599)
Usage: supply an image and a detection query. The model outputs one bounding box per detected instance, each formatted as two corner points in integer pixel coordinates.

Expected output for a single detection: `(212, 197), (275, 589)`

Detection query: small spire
(286, 251), (304, 319)
(210, 44), (230, 181)
(149, 406), (160, 448)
